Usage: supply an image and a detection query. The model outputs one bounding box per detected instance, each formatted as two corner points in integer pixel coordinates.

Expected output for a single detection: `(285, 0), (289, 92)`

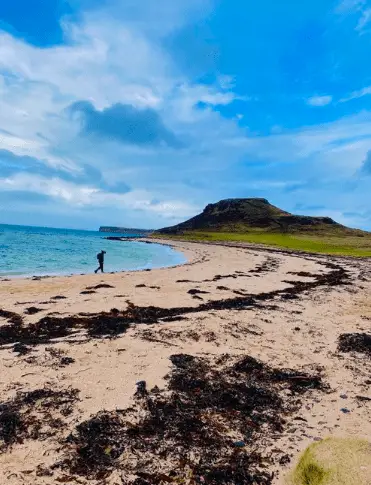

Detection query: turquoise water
(0, 224), (186, 277)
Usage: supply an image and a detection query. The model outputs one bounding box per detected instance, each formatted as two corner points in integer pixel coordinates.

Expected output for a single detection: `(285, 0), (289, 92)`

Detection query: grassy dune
(289, 438), (371, 485)
(154, 230), (371, 257)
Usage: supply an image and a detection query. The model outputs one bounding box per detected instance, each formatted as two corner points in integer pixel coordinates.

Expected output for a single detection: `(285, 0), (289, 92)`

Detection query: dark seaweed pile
(0, 388), (79, 450)
(61, 353), (326, 483)
(12, 343), (31, 355)
(338, 333), (371, 356)
(24, 307), (44, 315)
(0, 260), (350, 349)
(86, 284), (115, 290)
(249, 257), (280, 274)
(0, 312), (131, 347)
(0, 309), (23, 325)
(63, 411), (126, 479)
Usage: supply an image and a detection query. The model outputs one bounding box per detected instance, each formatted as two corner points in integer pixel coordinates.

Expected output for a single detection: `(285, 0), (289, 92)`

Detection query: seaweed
(338, 333), (371, 356)
(25, 307), (43, 315)
(61, 353), (326, 483)
(0, 387), (79, 451)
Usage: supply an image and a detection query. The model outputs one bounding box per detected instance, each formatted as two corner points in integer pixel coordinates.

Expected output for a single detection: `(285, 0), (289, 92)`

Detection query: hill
(158, 198), (356, 235)
(156, 198), (371, 257)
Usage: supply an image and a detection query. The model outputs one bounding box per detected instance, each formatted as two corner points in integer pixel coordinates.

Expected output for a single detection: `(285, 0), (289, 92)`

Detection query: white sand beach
(0, 240), (370, 484)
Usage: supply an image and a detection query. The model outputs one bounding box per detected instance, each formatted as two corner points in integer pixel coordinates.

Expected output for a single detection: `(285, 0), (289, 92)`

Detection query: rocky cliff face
(159, 198), (340, 234)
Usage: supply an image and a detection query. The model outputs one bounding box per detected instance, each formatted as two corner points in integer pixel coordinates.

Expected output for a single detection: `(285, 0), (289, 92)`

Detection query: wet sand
(0, 240), (370, 484)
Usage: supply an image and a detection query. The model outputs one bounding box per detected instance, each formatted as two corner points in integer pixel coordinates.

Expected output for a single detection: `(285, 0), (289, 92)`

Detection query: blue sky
(1, 0), (371, 229)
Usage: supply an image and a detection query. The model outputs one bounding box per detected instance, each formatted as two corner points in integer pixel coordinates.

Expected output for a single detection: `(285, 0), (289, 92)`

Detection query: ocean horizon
(0, 224), (185, 277)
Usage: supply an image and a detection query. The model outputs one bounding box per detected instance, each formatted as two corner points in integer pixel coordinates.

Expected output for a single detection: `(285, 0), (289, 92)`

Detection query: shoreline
(0, 239), (191, 281)
(0, 241), (370, 484)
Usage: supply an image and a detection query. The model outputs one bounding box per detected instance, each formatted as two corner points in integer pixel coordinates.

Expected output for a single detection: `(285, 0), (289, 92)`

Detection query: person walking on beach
(95, 250), (106, 273)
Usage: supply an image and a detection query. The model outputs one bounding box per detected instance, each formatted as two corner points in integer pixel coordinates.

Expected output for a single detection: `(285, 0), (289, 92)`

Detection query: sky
(1, 0), (371, 230)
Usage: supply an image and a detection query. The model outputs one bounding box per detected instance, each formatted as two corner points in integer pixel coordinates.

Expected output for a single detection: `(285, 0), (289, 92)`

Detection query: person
(95, 250), (106, 273)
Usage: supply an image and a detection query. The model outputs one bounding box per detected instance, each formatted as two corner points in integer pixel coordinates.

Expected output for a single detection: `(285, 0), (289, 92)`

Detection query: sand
(0, 239), (370, 484)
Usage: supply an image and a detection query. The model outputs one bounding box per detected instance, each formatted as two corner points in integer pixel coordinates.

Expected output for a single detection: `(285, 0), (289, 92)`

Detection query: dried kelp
(61, 353), (326, 483)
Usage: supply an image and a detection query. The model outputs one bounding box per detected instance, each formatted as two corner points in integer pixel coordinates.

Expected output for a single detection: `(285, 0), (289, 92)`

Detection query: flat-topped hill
(159, 198), (355, 235)
(156, 198), (371, 256)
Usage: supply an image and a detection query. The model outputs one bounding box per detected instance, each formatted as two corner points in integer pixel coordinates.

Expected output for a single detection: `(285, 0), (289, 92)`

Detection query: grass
(289, 438), (371, 485)
(154, 230), (371, 257)
(292, 444), (329, 485)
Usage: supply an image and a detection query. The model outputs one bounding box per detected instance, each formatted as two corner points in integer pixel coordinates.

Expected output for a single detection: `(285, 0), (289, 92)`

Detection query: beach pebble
(340, 408), (351, 414)
(233, 441), (246, 448)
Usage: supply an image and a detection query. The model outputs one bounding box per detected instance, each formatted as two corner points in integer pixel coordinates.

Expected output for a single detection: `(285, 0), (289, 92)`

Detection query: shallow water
(0, 224), (186, 277)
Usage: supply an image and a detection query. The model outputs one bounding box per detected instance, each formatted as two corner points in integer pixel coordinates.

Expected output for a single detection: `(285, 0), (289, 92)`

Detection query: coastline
(0, 239), (190, 281)
(0, 240), (371, 484)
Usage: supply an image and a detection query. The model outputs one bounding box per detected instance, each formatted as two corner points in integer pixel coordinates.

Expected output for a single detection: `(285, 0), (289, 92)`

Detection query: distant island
(99, 226), (153, 234)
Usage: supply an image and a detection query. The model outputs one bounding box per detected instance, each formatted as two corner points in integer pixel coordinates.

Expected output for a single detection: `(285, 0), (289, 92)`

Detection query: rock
(135, 381), (147, 397)
(233, 441), (246, 448)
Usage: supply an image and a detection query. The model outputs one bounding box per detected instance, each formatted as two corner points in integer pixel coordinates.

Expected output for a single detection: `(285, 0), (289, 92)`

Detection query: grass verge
(154, 231), (371, 257)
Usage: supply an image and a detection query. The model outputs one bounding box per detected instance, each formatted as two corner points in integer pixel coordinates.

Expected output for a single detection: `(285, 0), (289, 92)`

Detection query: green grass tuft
(293, 446), (329, 485)
(288, 438), (371, 485)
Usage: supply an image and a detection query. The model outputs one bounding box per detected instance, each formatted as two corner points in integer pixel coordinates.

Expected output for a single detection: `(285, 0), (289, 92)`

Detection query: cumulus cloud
(0, 0), (243, 226)
(0, 173), (99, 206)
(1, 0), (371, 230)
(0, 148), (131, 193)
(0, 172), (199, 220)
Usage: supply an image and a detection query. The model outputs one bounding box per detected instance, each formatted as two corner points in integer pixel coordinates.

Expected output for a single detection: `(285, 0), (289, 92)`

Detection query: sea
(0, 224), (186, 277)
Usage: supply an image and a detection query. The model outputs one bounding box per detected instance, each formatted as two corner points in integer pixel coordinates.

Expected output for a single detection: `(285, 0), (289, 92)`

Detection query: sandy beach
(0, 239), (371, 484)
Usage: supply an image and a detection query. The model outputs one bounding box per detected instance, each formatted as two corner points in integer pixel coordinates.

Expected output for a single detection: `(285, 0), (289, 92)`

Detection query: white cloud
(0, 131), (42, 155)
(340, 86), (371, 102)
(0, 174), (99, 205)
(217, 75), (236, 90)
(0, 0), (245, 226)
(166, 83), (239, 123)
(306, 95), (333, 107)
(1, 0), (371, 229)
(336, 0), (371, 31)
(357, 8), (371, 30)
(0, 26), (168, 111)
(0, 6), (238, 139)
(223, 112), (371, 176)
(0, 172), (200, 220)
(0, 130), (77, 171)
(77, 0), (213, 38)
(336, 0), (366, 13)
